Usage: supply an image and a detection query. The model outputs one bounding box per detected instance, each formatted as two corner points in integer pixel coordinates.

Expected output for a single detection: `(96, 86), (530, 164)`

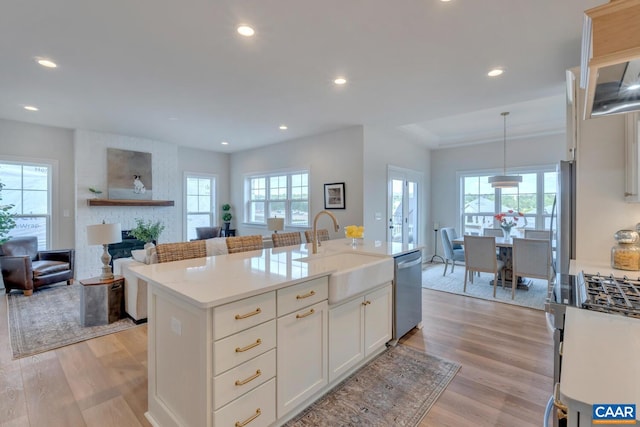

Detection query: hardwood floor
(0, 288), (553, 427)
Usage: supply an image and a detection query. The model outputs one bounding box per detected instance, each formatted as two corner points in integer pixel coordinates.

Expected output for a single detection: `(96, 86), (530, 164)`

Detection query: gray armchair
(440, 227), (465, 276)
(0, 236), (75, 296)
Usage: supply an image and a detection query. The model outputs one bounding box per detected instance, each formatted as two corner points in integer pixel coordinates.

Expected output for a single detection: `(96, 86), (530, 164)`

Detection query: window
(185, 174), (216, 241)
(460, 167), (557, 236)
(245, 171), (309, 227)
(0, 161), (51, 249)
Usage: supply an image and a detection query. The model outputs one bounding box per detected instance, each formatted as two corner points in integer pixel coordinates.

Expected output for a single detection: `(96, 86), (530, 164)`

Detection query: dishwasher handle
(397, 257), (422, 270)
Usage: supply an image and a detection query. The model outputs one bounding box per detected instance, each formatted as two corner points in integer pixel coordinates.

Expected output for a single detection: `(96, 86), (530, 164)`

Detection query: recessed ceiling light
(237, 25), (255, 37)
(36, 58), (57, 68)
(488, 68), (504, 77)
(24, 105), (39, 111)
(221, 141), (229, 145)
(279, 125), (288, 130)
(334, 77), (347, 85)
(440, 0), (452, 2)
(629, 83), (640, 91)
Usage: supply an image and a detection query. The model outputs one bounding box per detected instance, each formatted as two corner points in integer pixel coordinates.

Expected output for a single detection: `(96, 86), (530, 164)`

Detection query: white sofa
(114, 237), (230, 322)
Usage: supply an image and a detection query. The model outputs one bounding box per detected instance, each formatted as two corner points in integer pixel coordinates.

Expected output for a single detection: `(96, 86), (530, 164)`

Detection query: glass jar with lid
(611, 229), (640, 270)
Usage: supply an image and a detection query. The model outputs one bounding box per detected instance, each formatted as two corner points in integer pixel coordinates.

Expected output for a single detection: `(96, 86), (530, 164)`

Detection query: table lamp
(87, 222), (122, 280)
(267, 217), (284, 234)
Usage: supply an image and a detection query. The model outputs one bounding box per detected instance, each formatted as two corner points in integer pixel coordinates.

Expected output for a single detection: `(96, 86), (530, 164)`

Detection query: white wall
(362, 126), (430, 245)
(574, 89), (640, 263)
(0, 118), (76, 249)
(430, 133), (566, 255)
(75, 130), (181, 278)
(230, 126), (364, 238)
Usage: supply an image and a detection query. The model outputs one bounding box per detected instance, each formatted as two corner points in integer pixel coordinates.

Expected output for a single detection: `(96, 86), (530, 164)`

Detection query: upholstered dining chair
(226, 235), (264, 254)
(156, 240), (206, 263)
(524, 229), (551, 240)
(483, 228), (503, 237)
(512, 237), (553, 299)
(304, 229), (330, 244)
(440, 227), (465, 276)
(272, 231), (302, 248)
(463, 235), (505, 297)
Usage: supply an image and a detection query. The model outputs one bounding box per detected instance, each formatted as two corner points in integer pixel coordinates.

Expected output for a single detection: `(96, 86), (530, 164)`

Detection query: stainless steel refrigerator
(551, 160), (577, 276)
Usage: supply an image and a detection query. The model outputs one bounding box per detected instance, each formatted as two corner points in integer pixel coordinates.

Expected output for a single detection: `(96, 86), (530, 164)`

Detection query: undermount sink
(295, 252), (394, 304)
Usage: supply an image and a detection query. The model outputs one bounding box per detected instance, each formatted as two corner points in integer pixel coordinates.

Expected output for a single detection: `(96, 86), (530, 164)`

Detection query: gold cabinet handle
(235, 308), (262, 320)
(361, 300), (371, 306)
(558, 341), (563, 356)
(235, 408), (261, 427)
(296, 308), (315, 319)
(553, 383), (568, 419)
(296, 290), (316, 300)
(235, 369), (261, 386)
(235, 338), (262, 353)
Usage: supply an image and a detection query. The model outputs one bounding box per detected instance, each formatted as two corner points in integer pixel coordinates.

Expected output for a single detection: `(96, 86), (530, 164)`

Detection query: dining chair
(483, 228), (503, 237)
(524, 229), (551, 240)
(304, 229), (330, 244)
(272, 231), (302, 248)
(463, 235), (505, 297)
(225, 235), (264, 254)
(512, 237), (552, 300)
(440, 227), (465, 276)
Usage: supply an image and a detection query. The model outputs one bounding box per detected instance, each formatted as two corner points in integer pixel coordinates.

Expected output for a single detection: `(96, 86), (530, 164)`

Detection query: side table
(79, 275), (125, 326)
(221, 229), (236, 237)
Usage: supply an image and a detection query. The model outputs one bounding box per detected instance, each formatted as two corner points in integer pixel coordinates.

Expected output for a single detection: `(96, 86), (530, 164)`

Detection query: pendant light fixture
(488, 111), (522, 188)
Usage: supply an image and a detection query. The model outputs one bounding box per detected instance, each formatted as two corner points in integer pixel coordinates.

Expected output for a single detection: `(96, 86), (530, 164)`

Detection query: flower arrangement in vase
(345, 225), (364, 247)
(128, 218), (165, 248)
(494, 210), (524, 239)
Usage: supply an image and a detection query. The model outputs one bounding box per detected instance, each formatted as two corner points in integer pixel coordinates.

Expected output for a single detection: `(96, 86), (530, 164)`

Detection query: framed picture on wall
(324, 182), (345, 209)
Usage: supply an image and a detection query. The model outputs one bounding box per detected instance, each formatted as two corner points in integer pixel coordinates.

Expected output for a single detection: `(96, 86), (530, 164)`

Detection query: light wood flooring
(0, 288), (553, 427)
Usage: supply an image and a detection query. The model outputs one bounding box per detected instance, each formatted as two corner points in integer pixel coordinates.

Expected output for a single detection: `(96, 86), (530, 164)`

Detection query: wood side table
(79, 275), (125, 326)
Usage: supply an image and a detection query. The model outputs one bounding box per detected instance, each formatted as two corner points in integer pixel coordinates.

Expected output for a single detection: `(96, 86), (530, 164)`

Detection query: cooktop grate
(581, 273), (640, 318)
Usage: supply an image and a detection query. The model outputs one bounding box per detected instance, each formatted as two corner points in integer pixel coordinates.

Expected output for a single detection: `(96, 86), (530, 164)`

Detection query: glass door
(387, 167), (421, 245)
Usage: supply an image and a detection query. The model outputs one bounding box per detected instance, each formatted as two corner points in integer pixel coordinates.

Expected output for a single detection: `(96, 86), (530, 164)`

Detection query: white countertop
(560, 306), (640, 418)
(570, 259), (640, 278)
(131, 238), (418, 308)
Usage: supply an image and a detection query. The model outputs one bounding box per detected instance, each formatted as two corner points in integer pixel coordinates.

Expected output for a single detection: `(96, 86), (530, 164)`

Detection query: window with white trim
(185, 174), (216, 240)
(460, 167), (557, 236)
(0, 161), (52, 249)
(245, 171), (309, 227)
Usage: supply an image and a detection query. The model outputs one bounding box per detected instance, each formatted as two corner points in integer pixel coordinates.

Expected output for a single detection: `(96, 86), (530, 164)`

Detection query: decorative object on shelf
(88, 187), (103, 198)
(127, 218), (165, 249)
(494, 210), (523, 239)
(324, 182), (345, 209)
(345, 225), (364, 247)
(0, 180), (16, 244)
(107, 148), (153, 200)
(87, 222), (122, 280)
(267, 217), (284, 233)
(222, 203), (232, 234)
(488, 112), (522, 188)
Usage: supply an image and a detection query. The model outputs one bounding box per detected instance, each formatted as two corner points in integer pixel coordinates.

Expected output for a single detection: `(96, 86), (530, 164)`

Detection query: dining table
(451, 235), (531, 289)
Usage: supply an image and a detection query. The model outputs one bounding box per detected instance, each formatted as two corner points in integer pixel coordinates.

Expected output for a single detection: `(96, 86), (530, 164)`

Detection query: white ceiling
(0, 0), (604, 152)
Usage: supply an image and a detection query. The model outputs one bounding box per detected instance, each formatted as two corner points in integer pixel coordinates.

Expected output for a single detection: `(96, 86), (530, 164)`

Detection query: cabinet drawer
(277, 276), (328, 316)
(213, 349), (276, 410)
(214, 320), (276, 375)
(214, 379), (276, 427)
(214, 291), (276, 340)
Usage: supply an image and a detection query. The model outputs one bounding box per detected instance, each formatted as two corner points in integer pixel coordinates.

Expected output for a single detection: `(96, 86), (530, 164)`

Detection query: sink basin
(295, 252), (394, 304)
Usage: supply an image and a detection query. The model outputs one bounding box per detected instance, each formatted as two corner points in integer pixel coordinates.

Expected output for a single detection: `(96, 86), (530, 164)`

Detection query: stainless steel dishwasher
(393, 250), (423, 341)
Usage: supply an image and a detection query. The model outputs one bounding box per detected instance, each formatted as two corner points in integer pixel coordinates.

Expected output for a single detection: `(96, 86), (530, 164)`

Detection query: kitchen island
(131, 239), (419, 427)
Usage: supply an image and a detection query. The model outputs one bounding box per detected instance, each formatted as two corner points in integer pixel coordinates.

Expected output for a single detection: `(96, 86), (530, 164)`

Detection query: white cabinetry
(277, 277), (329, 418)
(328, 283), (392, 382)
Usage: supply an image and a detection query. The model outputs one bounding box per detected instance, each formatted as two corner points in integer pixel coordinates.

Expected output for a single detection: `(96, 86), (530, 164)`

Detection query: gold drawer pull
(296, 290), (316, 300)
(235, 408), (261, 427)
(296, 308), (315, 319)
(235, 339), (262, 353)
(235, 308), (262, 320)
(235, 369), (261, 386)
(558, 341), (563, 356)
(362, 300), (371, 306)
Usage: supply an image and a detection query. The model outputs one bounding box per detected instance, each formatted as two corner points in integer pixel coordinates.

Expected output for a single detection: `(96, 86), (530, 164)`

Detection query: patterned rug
(422, 262), (549, 310)
(285, 344), (460, 426)
(6, 283), (136, 359)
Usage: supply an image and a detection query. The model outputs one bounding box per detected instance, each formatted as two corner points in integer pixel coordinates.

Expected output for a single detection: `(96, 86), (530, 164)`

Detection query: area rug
(422, 263), (548, 310)
(284, 344), (460, 426)
(7, 283), (136, 359)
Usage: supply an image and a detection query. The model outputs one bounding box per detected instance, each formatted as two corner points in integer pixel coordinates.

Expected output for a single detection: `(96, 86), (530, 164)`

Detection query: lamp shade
(87, 223), (122, 245)
(267, 217), (284, 232)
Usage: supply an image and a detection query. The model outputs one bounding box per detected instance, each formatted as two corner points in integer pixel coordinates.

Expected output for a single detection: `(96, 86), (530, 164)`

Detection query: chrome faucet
(312, 210), (340, 254)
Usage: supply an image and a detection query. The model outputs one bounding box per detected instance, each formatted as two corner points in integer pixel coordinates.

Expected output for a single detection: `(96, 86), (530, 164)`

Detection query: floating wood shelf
(87, 199), (175, 207)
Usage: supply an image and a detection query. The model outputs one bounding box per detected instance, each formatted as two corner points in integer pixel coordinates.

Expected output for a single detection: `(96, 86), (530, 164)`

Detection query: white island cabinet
(133, 241), (412, 427)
